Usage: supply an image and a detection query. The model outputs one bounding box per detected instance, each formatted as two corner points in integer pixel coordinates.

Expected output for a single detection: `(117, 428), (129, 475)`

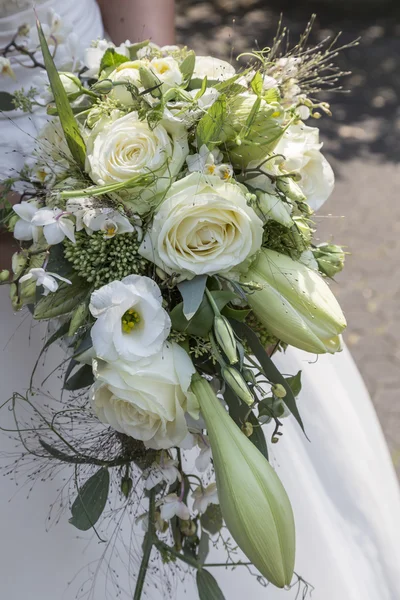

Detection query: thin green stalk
(155, 540), (201, 570)
(133, 490), (156, 600)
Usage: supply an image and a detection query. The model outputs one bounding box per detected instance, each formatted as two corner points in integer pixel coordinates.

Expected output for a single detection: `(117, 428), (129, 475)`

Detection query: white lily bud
(191, 374), (295, 588)
(222, 366), (254, 406)
(214, 315), (238, 364)
(242, 248), (346, 354)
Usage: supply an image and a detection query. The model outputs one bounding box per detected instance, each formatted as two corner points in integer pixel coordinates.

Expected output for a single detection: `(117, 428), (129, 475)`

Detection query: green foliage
(231, 321), (306, 434)
(64, 364), (94, 391)
(99, 48), (129, 75)
(250, 71), (264, 96)
(69, 468), (110, 531)
(171, 291), (236, 337)
(139, 66), (162, 97)
(285, 371), (302, 397)
(196, 569), (226, 600)
(36, 18), (86, 168)
(128, 40), (150, 60)
(179, 51), (196, 84)
(0, 91), (15, 111)
(200, 503), (223, 535)
(196, 94), (227, 150)
(177, 275), (208, 320)
(68, 302), (89, 337)
(33, 273), (90, 320)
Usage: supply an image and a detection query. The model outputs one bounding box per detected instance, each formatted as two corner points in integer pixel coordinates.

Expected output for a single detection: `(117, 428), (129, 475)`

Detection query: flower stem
(133, 490), (156, 600)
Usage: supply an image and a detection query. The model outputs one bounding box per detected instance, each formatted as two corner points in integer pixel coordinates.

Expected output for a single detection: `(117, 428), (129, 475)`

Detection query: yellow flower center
(205, 164), (216, 175)
(121, 308), (141, 333)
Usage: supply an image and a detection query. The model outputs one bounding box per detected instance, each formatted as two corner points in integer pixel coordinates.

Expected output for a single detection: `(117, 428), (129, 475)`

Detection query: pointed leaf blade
(69, 467), (110, 531)
(177, 275), (208, 320)
(36, 19), (86, 168)
(196, 569), (226, 600)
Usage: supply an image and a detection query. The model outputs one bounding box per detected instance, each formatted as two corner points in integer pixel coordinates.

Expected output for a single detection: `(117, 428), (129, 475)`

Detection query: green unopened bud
(222, 366), (254, 406)
(272, 383), (286, 399)
(139, 66), (162, 97)
(214, 315), (238, 365)
(17, 23), (30, 37)
(0, 269), (10, 282)
(91, 78), (114, 94)
(59, 72), (82, 96)
(241, 421), (253, 437)
(121, 476), (133, 498)
(276, 176), (307, 203)
(242, 248), (346, 354)
(242, 368), (257, 386)
(313, 243), (346, 278)
(191, 375), (295, 588)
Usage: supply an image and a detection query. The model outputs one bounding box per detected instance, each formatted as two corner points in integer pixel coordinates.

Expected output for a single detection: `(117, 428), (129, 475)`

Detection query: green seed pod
(272, 383), (287, 399)
(91, 78), (114, 94)
(191, 374), (295, 588)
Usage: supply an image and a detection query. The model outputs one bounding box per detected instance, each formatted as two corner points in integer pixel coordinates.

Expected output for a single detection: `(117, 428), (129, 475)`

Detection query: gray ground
(177, 0), (400, 473)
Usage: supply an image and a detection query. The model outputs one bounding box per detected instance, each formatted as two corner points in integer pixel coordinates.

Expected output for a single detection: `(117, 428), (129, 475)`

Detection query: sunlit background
(177, 0), (400, 474)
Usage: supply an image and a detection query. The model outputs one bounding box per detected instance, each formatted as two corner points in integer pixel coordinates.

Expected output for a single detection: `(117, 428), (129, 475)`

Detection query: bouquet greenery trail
(0, 15), (355, 599)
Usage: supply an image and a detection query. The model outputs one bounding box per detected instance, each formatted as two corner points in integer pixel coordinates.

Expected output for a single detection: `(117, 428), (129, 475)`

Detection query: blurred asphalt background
(176, 0), (400, 473)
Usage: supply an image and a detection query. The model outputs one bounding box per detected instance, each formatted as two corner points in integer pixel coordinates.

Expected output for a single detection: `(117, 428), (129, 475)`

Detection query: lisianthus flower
(66, 198), (136, 239)
(31, 207), (76, 245)
(192, 483), (219, 514)
(19, 268), (71, 296)
(13, 200), (41, 242)
(160, 493), (190, 521)
(89, 275), (171, 362)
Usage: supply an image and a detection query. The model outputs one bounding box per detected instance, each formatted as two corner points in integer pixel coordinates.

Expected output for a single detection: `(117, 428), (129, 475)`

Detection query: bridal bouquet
(1, 17), (352, 599)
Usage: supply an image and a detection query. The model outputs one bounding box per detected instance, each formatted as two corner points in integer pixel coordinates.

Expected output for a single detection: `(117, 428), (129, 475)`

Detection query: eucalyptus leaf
(200, 503), (223, 535)
(177, 275), (208, 320)
(65, 364), (94, 391)
(0, 91), (15, 111)
(171, 291), (236, 337)
(230, 321), (306, 435)
(196, 94), (227, 150)
(196, 569), (226, 600)
(69, 467), (110, 531)
(36, 18), (86, 168)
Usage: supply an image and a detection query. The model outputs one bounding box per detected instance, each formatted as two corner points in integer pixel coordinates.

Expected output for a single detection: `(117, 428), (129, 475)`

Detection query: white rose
(274, 122), (334, 211)
(192, 56), (235, 84)
(85, 111), (189, 198)
(140, 172), (263, 279)
(149, 56), (183, 91)
(89, 275), (171, 362)
(91, 342), (198, 449)
(109, 60), (144, 106)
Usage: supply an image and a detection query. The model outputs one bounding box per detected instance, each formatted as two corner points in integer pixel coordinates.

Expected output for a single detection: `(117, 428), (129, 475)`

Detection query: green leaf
(39, 439), (78, 462)
(177, 275), (208, 320)
(0, 91), (15, 111)
(196, 569), (226, 600)
(230, 321), (306, 435)
(99, 48), (129, 74)
(69, 467), (110, 531)
(171, 291), (236, 337)
(194, 76), (208, 101)
(198, 531), (210, 565)
(36, 19), (86, 168)
(200, 503), (223, 535)
(285, 371), (302, 397)
(128, 40), (150, 60)
(68, 302), (88, 337)
(34, 274), (90, 320)
(196, 94), (227, 150)
(213, 72), (247, 93)
(224, 386), (268, 460)
(239, 96), (261, 140)
(42, 320), (71, 352)
(264, 87), (280, 104)
(221, 306), (251, 322)
(180, 51), (196, 83)
(72, 329), (93, 357)
(65, 364), (94, 391)
(250, 71), (263, 96)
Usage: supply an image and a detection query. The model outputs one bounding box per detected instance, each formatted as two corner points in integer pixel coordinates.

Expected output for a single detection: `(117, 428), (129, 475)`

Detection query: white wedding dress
(1, 4), (400, 599)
